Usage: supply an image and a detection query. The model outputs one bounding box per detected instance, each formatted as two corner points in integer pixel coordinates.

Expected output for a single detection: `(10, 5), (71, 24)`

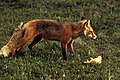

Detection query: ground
(0, 0), (120, 79)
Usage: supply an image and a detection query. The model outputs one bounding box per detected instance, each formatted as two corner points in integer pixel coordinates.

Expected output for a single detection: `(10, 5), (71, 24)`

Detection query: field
(0, 0), (120, 80)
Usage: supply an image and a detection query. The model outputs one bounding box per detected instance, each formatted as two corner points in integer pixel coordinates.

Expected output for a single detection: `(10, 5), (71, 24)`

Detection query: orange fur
(0, 17), (97, 60)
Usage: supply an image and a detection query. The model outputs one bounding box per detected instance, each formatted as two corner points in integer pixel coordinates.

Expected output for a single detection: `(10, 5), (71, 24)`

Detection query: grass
(0, 0), (120, 79)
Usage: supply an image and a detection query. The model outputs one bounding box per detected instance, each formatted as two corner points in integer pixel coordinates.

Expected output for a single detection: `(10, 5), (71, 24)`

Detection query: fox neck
(71, 23), (84, 39)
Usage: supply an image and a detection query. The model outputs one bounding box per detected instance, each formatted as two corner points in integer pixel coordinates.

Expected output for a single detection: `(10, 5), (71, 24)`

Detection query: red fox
(0, 17), (97, 60)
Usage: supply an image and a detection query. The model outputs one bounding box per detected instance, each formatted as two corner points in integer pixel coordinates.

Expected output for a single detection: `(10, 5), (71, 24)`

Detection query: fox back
(23, 18), (97, 41)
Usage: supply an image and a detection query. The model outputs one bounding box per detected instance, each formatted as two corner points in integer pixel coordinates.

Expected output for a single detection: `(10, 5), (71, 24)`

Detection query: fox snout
(84, 30), (97, 40)
(90, 34), (97, 40)
(92, 34), (97, 40)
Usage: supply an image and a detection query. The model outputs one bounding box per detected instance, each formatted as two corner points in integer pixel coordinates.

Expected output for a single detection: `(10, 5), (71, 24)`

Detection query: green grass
(0, 0), (120, 79)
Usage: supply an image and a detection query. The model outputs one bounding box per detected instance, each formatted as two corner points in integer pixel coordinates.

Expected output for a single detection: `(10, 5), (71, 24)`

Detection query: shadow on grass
(14, 46), (62, 62)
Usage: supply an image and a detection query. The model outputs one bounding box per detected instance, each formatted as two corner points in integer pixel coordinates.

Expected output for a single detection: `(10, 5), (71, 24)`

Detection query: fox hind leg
(28, 34), (42, 51)
(12, 36), (34, 56)
(12, 29), (37, 55)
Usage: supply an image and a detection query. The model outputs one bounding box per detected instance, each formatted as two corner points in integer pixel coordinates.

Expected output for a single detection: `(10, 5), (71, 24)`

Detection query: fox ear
(81, 17), (85, 20)
(88, 19), (90, 23)
(85, 19), (90, 27)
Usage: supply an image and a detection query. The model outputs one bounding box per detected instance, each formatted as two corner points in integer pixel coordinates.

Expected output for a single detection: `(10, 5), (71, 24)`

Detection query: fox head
(80, 17), (97, 40)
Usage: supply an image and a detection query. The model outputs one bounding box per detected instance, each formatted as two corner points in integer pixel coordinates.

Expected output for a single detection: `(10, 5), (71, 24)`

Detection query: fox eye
(88, 31), (93, 34)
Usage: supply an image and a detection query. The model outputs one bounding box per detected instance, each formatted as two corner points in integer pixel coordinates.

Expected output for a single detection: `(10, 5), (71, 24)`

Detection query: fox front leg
(67, 39), (75, 54)
(61, 42), (67, 60)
